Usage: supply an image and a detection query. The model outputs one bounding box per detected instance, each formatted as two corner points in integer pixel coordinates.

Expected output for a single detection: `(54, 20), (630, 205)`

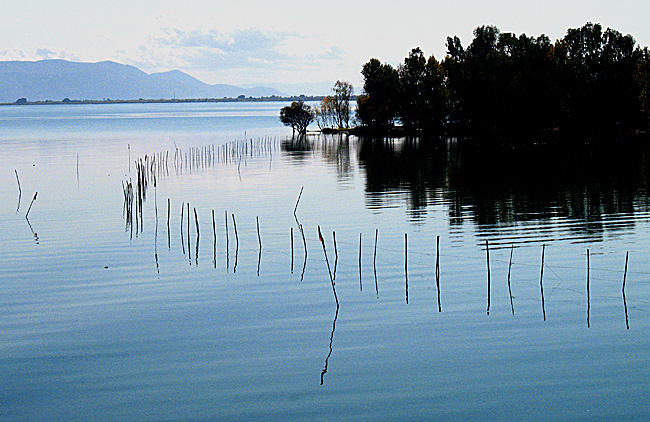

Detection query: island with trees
(287, 22), (650, 144)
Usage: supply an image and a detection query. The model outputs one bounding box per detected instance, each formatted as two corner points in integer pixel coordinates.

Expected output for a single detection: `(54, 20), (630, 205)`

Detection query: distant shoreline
(0, 95), (327, 107)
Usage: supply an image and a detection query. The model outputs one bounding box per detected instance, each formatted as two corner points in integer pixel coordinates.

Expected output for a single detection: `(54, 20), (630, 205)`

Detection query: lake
(1, 102), (648, 421)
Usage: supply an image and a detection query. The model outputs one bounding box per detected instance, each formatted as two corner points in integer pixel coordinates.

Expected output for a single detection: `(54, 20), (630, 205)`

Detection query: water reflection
(281, 136), (650, 242)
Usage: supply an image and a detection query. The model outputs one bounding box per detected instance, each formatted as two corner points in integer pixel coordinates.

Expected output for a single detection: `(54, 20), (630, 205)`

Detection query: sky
(2, 0), (649, 89)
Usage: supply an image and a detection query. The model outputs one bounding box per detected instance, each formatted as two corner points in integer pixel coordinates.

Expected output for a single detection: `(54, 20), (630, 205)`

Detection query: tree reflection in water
(283, 135), (650, 242)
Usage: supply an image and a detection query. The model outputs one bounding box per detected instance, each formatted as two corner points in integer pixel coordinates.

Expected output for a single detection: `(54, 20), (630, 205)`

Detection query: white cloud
(116, 27), (349, 84)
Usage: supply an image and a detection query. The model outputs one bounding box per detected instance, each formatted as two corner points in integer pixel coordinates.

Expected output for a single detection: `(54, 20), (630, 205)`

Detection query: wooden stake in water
(373, 228), (378, 296)
(623, 251), (629, 330)
(293, 186), (304, 216)
(436, 235), (441, 312)
(405, 233), (409, 305)
(232, 214), (239, 246)
(167, 198), (171, 249)
(194, 208), (200, 237)
(14, 169), (21, 212)
(332, 231), (338, 280)
(256, 216), (262, 277)
(318, 225), (339, 307)
(25, 192), (38, 219)
(232, 213), (239, 272)
(358, 233), (363, 291)
(212, 210), (217, 269)
(187, 203), (191, 264)
(225, 210), (230, 271)
(540, 244), (546, 321)
(586, 249), (590, 328)
(291, 227), (294, 274)
(486, 240), (491, 315)
(507, 245), (515, 315)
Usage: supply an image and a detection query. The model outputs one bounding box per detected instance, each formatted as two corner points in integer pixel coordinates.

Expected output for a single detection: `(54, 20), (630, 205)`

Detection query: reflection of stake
(320, 305), (339, 386)
(25, 192), (38, 219)
(318, 225), (338, 307)
(25, 217), (39, 244)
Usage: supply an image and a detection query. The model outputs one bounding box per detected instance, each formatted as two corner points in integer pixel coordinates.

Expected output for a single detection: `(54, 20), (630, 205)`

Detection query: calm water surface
(0, 102), (649, 421)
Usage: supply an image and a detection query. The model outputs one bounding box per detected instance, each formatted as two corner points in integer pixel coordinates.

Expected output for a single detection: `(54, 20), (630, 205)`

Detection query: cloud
(36, 48), (81, 61)
(0, 48), (27, 60)
(36, 48), (57, 59)
(126, 27), (347, 82)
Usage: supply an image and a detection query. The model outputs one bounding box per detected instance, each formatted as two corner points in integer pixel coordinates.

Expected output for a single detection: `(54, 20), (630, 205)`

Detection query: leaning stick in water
(25, 192), (38, 219)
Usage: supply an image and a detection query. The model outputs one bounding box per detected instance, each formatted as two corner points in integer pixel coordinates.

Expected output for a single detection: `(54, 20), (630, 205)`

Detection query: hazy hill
(0, 60), (286, 103)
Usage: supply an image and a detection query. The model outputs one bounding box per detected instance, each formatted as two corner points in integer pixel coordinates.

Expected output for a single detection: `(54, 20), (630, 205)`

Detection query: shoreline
(0, 95), (327, 107)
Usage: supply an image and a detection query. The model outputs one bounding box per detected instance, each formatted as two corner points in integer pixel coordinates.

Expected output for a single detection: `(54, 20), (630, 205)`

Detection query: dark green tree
(398, 47), (447, 133)
(280, 101), (314, 137)
(357, 58), (400, 129)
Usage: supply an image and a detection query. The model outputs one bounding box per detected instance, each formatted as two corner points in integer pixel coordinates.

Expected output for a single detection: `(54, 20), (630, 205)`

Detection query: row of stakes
(123, 175), (635, 331)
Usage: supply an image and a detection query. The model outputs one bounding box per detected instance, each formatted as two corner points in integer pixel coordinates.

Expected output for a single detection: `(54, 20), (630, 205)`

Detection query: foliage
(355, 22), (650, 143)
(332, 80), (353, 128)
(357, 58), (400, 129)
(279, 101), (314, 137)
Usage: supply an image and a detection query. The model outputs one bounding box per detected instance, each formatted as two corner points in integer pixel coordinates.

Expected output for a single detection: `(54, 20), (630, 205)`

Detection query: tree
(280, 101), (314, 137)
(332, 80), (353, 128)
(357, 58), (400, 129)
(314, 96), (336, 129)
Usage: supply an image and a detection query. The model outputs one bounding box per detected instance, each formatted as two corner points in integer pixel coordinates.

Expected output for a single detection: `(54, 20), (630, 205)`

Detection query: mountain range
(0, 60), (299, 103)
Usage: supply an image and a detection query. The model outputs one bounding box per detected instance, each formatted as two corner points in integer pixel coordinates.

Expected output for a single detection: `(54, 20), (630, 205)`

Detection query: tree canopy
(280, 101), (314, 137)
(355, 22), (650, 143)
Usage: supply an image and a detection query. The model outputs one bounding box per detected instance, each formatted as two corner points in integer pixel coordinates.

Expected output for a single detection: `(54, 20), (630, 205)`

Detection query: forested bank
(350, 23), (650, 143)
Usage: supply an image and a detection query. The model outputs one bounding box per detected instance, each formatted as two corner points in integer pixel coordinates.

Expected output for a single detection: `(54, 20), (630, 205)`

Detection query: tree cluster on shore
(351, 23), (650, 143)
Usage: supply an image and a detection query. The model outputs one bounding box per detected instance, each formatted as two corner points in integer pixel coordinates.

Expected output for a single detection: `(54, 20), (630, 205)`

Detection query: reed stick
(486, 240), (491, 315)
(194, 208), (200, 236)
(293, 186), (304, 216)
(212, 209), (217, 268)
(586, 249), (590, 327)
(540, 244), (546, 321)
(358, 233), (362, 291)
(318, 225), (338, 307)
(623, 251), (630, 330)
(332, 231), (338, 280)
(436, 235), (441, 312)
(507, 245), (515, 315)
(373, 228), (378, 296)
(232, 214), (239, 246)
(14, 169), (21, 212)
(405, 233), (409, 304)
(25, 192), (38, 219)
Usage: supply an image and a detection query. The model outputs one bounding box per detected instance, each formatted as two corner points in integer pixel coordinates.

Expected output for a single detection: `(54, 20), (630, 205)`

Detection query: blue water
(0, 102), (648, 421)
